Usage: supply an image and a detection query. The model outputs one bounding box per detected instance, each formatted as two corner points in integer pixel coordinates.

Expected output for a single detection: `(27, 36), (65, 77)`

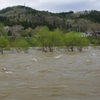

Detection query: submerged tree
(15, 37), (29, 53)
(0, 37), (10, 54)
(46, 29), (64, 52)
(28, 37), (40, 47)
(64, 31), (78, 51)
(76, 33), (90, 51)
(64, 31), (89, 51)
(36, 26), (49, 52)
(36, 26), (64, 52)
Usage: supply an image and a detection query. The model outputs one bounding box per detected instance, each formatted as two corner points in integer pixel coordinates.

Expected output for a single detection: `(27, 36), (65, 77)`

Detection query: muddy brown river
(0, 47), (100, 100)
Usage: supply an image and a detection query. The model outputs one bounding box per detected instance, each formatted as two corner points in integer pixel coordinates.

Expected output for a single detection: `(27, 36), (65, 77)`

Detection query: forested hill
(0, 5), (100, 31)
(78, 10), (100, 23)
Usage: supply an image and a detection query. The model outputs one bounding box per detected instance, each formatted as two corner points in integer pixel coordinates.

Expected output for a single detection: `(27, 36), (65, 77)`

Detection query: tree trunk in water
(78, 47), (82, 52)
(49, 47), (53, 52)
(1, 48), (3, 54)
(70, 47), (74, 52)
(42, 46), (48, 52)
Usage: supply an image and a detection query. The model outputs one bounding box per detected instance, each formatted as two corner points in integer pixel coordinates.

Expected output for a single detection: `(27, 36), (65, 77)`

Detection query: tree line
(0, 24), (100, 54)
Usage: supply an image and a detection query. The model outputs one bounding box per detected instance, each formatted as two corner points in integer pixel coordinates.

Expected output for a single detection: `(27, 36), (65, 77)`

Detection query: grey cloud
(35, 0), (100, 12)
(0, 0), (100, 12)
(34, 1), (93, 12)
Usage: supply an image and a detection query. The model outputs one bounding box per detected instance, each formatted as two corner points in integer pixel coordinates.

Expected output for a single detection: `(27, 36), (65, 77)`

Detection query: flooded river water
(0, 48), (100, 100)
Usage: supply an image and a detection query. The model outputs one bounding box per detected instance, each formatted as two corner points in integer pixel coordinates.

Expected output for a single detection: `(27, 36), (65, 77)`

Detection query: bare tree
(88, 23), (100, 37)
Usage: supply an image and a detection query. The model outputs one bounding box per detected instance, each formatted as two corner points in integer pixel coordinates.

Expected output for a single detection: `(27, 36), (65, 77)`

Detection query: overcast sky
(0, 0), (100, 13)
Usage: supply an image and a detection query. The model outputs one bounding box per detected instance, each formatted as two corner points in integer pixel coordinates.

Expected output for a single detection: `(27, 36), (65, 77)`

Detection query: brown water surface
(0, 48), (100, 100)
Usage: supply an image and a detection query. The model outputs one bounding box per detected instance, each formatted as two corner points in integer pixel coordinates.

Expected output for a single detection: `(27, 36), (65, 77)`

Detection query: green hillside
(0, 5), (100, 32)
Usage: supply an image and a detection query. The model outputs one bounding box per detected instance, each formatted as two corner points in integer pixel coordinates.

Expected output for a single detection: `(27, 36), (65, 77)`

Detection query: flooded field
(0, 47), (100, 100)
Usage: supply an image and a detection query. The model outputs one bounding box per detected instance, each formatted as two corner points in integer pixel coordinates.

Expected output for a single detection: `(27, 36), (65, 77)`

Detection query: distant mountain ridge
(0, 5), (100, 32)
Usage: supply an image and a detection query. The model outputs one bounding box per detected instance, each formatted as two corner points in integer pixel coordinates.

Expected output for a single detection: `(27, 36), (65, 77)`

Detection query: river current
(0, 47), (100, 100)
